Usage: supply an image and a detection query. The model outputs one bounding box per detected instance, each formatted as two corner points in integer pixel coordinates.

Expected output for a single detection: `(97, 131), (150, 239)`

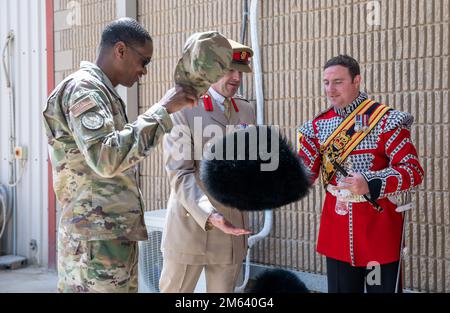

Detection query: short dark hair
(324, 54), (360, 81)
(100, 18), (152, 48)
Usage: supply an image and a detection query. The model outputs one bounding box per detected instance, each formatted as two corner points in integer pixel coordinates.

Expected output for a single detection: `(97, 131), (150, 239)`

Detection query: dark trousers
(326, 257), (401, 293)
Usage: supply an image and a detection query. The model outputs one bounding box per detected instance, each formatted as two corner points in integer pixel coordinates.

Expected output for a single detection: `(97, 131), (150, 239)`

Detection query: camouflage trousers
(57, 230), (138, 293)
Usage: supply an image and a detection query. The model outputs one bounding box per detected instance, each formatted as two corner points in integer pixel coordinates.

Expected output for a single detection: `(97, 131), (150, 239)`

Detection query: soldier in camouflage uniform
(43, 19), (232, 292)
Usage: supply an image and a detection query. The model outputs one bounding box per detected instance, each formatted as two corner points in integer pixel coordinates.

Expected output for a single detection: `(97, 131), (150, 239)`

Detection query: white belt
(326, 185), (413, 212)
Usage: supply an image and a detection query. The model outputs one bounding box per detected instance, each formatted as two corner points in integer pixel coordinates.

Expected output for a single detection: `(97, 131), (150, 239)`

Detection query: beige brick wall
(53, 0), (116, 84)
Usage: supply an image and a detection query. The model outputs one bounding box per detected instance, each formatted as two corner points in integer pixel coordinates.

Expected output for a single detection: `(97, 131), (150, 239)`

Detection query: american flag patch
(69, 95), (96, 118)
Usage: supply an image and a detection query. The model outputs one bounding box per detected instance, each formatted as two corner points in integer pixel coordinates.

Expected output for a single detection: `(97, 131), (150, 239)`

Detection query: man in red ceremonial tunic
(298, 55), (424, 293)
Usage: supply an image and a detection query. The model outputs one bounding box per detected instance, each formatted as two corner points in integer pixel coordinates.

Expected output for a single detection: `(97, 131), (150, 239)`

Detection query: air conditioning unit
(138, 209), (206, 293)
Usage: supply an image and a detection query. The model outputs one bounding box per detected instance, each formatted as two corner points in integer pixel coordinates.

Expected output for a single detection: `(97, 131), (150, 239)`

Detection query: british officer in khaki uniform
(160, 39), (255, 293)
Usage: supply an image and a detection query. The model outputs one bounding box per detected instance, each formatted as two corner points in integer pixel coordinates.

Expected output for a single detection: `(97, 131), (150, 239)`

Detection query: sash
(320, 99), (391, 186)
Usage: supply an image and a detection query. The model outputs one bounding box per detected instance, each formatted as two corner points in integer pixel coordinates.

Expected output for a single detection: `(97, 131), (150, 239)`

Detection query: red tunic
(298, 94), (424, 266)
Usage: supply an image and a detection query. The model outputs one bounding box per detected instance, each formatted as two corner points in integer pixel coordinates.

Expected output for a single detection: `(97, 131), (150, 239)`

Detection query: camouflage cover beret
(174, 31), (233, 98)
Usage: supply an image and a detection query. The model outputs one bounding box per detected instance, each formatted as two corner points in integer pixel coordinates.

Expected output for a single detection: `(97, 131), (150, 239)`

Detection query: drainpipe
(239, 0), (249, 94)
(2, 30), (18, 255)
(235, 0), (273, 293)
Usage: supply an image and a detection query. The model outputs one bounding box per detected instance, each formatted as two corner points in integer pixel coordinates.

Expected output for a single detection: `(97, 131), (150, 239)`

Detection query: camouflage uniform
(43, 61), (172, 292)
(57, 228), (138, 293)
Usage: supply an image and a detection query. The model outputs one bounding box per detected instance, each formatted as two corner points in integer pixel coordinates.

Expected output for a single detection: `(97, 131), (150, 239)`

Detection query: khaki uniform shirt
(161, 89), (256, 264)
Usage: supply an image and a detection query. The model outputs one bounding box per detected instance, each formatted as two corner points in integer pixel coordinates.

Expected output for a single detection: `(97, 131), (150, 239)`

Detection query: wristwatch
(205, 219), (214, 231)
(205, 211), (219, 231)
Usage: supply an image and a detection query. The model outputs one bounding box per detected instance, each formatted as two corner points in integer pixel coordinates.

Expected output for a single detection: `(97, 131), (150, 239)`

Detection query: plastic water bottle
(334, 181), (352, 215)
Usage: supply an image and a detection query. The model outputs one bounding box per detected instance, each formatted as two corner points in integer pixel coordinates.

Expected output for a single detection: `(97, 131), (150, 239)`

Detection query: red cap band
(232, 51), (250, 65)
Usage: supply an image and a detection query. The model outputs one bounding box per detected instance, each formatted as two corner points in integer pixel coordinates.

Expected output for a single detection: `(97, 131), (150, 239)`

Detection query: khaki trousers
(159, 259), (241, 293)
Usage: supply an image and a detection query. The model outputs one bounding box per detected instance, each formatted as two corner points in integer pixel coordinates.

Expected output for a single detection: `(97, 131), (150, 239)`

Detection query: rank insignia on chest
(354, 114), (369, 132)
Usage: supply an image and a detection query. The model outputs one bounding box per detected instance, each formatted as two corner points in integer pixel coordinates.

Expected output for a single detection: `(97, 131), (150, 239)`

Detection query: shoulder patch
(81, 111), (104, 130)
(70, 95), (97, 118)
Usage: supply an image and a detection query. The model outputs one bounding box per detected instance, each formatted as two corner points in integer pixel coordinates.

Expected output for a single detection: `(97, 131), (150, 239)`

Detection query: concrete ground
(0, 265), (58, 293)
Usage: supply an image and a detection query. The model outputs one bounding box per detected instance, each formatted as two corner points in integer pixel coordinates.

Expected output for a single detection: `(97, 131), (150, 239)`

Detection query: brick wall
(53, 0), (116, 84)
(53, 0), (449, 292)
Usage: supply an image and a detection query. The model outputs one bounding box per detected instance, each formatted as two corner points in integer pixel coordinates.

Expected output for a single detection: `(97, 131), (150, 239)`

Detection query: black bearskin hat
(199, 125), (312, 211)
(247, 268), (309, 293)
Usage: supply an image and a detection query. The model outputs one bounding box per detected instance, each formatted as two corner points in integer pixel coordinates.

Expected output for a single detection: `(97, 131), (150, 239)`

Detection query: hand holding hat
(174, 31), (233, 99)
(156, 85), (197, 114)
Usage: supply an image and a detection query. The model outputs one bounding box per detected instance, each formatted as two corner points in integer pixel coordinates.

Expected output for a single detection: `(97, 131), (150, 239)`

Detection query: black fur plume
(199, 125), (312, 211)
